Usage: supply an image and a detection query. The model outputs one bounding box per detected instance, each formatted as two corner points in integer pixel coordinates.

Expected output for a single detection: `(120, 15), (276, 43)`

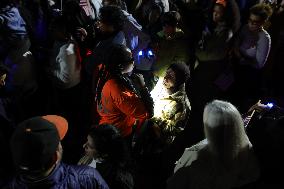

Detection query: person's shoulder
(67, 164), (109, 188)
(68, 164), (99, 176)
(259, 28), (271, 40)
(104, 79), (121, 90)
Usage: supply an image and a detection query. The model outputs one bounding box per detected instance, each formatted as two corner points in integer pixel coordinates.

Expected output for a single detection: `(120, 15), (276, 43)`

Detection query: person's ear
(55, 143), (63, 164)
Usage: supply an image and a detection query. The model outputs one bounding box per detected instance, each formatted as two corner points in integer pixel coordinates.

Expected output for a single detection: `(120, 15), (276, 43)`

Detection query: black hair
(250, 3), (273, 21)
(88, 124), (131, 167)
(99, 5), (126, 31)
(168, 62), (190, 88)
(95, 44), (138, 104)
(161, 11), (181, 27)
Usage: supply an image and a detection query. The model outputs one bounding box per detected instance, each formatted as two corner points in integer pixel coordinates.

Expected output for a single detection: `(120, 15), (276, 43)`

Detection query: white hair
(203, 100), (251, 169)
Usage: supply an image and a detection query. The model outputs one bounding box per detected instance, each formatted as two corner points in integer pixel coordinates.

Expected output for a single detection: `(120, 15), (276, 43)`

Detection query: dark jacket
(6, 163), (109, 189)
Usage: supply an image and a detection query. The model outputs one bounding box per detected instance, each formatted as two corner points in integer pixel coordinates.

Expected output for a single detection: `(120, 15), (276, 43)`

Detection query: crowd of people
(1, 0), (284, 188)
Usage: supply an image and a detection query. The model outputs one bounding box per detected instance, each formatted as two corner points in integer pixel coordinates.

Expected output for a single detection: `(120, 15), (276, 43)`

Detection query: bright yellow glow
(150, 77), (171, 118)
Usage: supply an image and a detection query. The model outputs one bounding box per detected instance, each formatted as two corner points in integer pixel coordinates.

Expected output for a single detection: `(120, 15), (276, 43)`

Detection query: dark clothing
(6, 163), (109, 189)
(97, 161), (134, 189)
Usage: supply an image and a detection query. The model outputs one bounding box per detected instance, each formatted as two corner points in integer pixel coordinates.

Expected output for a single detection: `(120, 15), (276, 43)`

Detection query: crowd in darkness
(1, 0), (284, 188)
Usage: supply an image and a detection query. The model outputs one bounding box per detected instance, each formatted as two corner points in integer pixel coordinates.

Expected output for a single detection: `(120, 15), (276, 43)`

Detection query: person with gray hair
(167, 100), (260, 189)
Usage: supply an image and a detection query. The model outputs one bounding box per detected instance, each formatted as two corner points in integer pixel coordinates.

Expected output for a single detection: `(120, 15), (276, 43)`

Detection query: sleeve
(255, 32), (271, 69)
(53, 44), (78, 84)
(127, 20), (151, 55)
(111, 83), (150, 120)
(79, 167), (110, 189)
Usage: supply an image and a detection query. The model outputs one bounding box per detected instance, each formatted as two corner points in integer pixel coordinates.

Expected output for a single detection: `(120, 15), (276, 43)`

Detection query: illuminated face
(0, 73), (6, 87)
(248, 14), (264, 33)
(83, 135), (97, 158)
(213, 4), (225, 23)
(163, 68), (176, 89)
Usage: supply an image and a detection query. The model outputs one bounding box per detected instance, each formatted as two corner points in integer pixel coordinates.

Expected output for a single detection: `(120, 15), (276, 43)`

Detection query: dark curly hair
(161, 11), (181, 27)
(168, 62), (190, 88)
(88, 124), (131, 167)
(99, 5), (126, 32)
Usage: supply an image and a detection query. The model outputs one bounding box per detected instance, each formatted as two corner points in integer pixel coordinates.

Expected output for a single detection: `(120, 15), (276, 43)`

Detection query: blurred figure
(85, 5), (126, 77)
(92, 44), (153, 144)
(232, 3), (272, 111)
(79, 124), (134, 189)
(150, 62), (191, 146)
(7, 115), (109, 189)
(153, 11), (191, 78)
(167, 100), (260, 189)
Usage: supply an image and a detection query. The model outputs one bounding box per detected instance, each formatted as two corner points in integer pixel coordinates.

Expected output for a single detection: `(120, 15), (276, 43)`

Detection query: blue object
(266, 103), (274, 108)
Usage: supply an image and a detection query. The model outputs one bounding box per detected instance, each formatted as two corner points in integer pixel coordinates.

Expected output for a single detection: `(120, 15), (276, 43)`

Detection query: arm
(255, 32), (271, 69)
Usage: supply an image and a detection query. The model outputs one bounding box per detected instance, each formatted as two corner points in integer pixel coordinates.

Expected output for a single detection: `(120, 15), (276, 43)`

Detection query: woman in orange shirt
(93, 44), (153, 139)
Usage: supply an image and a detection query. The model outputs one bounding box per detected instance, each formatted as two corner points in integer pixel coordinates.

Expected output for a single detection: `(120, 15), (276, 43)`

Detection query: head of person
(161, 11), (181, 37)
(106, 44), (134, 74)
(248, 3), (273, 33)
(97, 5), (126, 34)
(148, 3), (163, 26)
(163, 62), (190, 94)
(212, 0), (227, 23)
(10, 115), (68, 177)
(83, 124), (130, 164)
(203, 100), (250, 167)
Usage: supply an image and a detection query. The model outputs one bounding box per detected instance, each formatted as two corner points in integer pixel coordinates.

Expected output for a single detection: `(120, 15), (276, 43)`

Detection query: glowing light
(138, 50), (143, 56)
(150, 77), (171, 117)
(267, 103), (274, 108)
(148, 50), (153, 56)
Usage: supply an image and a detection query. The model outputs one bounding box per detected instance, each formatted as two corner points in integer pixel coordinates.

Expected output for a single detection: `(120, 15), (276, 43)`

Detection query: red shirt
(97, 79), (149, 137)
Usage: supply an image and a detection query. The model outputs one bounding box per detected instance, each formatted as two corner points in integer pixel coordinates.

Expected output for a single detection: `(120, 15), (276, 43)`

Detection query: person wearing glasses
(232, 3), (272, 111)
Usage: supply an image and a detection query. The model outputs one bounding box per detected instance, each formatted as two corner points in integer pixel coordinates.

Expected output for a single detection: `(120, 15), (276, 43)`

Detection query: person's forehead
(249, 14), (262, 21)
(166, 68), (176, 77)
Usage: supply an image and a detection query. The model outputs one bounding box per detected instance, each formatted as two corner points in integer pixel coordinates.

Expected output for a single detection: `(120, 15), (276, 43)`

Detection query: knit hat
(10, 115), (68, 172)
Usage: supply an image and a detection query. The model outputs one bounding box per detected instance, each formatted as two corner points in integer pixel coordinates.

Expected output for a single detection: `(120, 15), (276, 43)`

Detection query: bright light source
(148, 50), (153, 56)
(266, 103), (274, 108)
(150, 77), (171, 118)
(138, 50), (143, 56)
